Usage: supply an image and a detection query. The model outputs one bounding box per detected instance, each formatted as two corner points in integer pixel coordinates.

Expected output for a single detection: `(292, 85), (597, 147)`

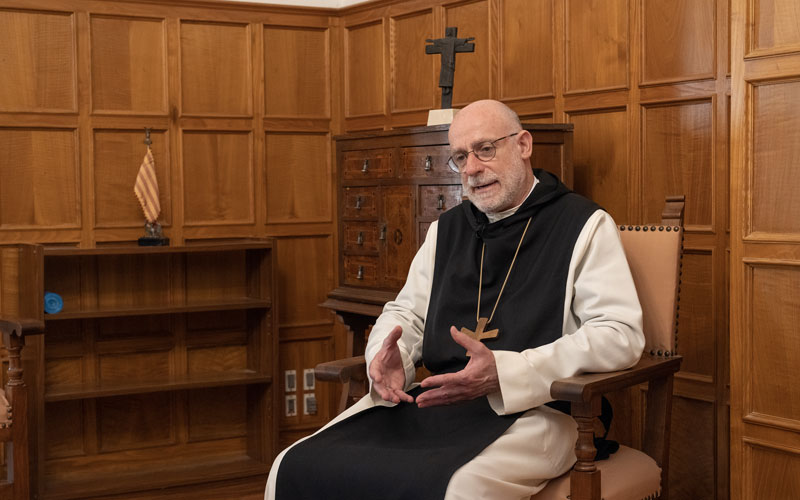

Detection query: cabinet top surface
(333, 123), (573, 142)
(43, 238), (273, 256)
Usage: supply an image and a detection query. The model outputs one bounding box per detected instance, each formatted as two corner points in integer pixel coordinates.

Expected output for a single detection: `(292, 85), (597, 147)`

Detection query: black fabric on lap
(276, 386), (520, 500)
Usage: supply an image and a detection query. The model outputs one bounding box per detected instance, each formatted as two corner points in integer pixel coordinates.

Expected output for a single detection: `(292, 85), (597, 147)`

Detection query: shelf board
(40, 453), (268, 500)
(43, 239), (272, 256)
(44, 297), (271, 321)
(45, 370), (272, 402)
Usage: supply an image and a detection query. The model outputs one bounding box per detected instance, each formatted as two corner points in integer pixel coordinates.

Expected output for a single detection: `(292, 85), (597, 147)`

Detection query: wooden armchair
(0, 318), (44, 500)
(316, 196), (685, 500)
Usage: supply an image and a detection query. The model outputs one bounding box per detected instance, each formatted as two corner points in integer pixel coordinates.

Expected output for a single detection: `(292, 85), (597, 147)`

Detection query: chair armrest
(315, 356), (367, 384)
(550, 355), (682, 403)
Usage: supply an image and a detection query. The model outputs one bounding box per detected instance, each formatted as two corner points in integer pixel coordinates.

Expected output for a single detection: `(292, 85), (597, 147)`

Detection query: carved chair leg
(569, 400), (601, 500)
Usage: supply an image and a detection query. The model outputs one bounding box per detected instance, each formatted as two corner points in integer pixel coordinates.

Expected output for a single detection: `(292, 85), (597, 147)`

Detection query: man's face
(448, 107), (533, 215)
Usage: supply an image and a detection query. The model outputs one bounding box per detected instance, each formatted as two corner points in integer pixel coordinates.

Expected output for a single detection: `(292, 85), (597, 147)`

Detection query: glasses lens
(447, 157), (461, 173)
(474, 142), (496, 161)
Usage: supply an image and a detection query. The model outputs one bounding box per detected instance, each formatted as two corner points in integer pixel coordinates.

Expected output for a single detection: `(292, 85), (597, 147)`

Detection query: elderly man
(266, 99), (644, 499)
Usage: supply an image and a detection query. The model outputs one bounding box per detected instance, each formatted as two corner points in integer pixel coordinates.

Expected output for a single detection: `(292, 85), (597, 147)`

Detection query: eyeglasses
(447, 132), (520, 173)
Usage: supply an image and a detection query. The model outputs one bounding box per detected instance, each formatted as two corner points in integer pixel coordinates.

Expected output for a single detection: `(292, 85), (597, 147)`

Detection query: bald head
(449, 100), (522, 145)
(447, 100), (534, 215)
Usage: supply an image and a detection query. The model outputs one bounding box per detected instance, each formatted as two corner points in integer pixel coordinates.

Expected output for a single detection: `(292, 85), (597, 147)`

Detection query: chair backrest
(618, 196), (684, 358)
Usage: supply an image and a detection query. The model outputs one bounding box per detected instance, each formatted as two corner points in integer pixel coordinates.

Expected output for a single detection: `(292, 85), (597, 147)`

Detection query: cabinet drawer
(343, 256), (379, 287)
(343, 222), (380, 253)
(343, 149), (394, 179)
(419, 185), (462, 217)
(400, 146), (454, 178)
(342, 187), (378, 218)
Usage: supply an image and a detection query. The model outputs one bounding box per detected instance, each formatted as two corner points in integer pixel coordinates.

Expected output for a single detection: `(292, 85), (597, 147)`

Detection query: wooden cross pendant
(461, 317), (499, 342)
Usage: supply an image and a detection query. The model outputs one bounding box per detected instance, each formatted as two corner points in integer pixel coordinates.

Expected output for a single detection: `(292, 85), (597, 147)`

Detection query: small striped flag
(134, 147), (161, 223)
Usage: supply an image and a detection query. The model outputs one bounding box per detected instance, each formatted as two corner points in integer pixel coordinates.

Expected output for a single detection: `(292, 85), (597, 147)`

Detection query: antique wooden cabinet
(34, 240), (278, 499)
(325, 124), (573, 354)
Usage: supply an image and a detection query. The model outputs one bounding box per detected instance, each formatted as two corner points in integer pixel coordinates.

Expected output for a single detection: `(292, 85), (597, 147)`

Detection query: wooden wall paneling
(89, 15), (167, 114)
(744, 441), (800, 498)
(747, 262), (800, 422)
(0, 128), (81, 229)
(641, 0), (716, 85)
(749, 80), (800, 237)
(0, 8), (77, 113)
(275, 236), (334, 328)
(265, 132), (332, 224)
(500, 0), (554, 100)
(390, 8), (436, 113)
(264, 25), (330, 118)
(93, 129), (171, 229)
(345, 20), (386, 119)
(278, 337), (335, 438)
(748, 0), (800, 56)
(641, 99), (714, 231)
(669, 396), (716, 498)
(181, 131), (254, 226)
(566, 108), (629, 222)
(179, 21), (252, 117)
(444, 0), (491, 105)
(565, 0), (628, 94)
(677, 249), (716, 377)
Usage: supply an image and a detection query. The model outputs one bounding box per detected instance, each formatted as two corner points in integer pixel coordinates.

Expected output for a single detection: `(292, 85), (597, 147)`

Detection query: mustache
(466, 174), (497, 188)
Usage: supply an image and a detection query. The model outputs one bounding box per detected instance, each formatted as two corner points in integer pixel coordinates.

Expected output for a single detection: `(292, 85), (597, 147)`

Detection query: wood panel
(97, 393), (175, 452)
(678, 250), (715, 377)
(565, 0), (628, 93)
(0, 9), (76, 112)
(264, 26), (329, 117)
(185, 251), (248, 301)
(750, 0), (800, 55)
(275, 236), (334, 327)
(265, 132), (331, 224)
(180, 21), (251, 116)
(444, 0), (490, 106)
(90, 15), (166, 114)
(93, 129), (171, 228)
(748, 263), (800, 422)
(44, 401), (84, 459)
(745, 443), (800, 498)
(567, 109), (628, 222)
(182, 131), (254, 225)
(390, 9), (436, 112)
(670, 397), (716, 498)
(0, 128), (79, 229)
(750, 80), (800, 236)
(501, 0), (553, 99)
(642, 100), (714, 230)
(345, 21), (384, 117)
(187, 386), (247, 442)
(642, 0), (715, 84)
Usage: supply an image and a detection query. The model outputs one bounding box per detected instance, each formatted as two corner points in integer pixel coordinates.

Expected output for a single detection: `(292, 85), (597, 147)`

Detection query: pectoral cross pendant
(461, 317), (499, 342)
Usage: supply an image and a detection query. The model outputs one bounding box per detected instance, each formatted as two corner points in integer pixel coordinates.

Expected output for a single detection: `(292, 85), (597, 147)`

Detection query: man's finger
(449, 326), (485, 353)
(419, 371), (460, 389)
(383, 325), (403, 348)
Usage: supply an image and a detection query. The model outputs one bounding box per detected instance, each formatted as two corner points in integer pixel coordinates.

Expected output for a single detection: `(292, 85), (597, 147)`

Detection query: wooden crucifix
(461, 317), (499, 342)
(425, 27), (475, 109)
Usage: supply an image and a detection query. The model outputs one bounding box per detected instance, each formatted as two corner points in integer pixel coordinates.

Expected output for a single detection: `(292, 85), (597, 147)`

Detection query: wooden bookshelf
(34, 240), (279, 499)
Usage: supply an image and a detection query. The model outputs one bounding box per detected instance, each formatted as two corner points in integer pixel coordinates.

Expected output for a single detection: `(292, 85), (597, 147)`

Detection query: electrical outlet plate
(285, 370), (297, 392)
(303, 368), (315, 391)
(304, 393), (317, 415)
(285, 394), (297, 417)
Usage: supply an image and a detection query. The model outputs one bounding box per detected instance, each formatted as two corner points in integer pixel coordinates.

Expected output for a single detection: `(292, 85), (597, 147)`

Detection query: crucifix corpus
(425, 27), (475, 125)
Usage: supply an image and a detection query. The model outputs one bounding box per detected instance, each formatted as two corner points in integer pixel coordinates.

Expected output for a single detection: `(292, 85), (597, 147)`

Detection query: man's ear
(517, 130), (533, 160)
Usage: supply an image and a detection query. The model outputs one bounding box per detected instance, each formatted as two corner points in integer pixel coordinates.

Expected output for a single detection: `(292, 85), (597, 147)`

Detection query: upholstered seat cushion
(534, 446), (662, 500)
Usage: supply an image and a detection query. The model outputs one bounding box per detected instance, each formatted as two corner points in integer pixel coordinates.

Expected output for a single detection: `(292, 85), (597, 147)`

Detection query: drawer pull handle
(394, 229), (403, 245)
(437, 194), (445, 210)
(357, 266), (364, 280)
(357, 231), (364, 245)
(424, 156), (432, 171)
(379, 225), (387, 241)
(362, 159), (369, 173)
(355, 196), (362, 210)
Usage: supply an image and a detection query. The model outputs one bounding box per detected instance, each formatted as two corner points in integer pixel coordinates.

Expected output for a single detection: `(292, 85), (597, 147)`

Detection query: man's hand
(368, 326), (414, 404)
(416, 326), (500, 408)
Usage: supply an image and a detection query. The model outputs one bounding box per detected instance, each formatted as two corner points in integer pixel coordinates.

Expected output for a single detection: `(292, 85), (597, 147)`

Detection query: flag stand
(137, 128), (169, 246)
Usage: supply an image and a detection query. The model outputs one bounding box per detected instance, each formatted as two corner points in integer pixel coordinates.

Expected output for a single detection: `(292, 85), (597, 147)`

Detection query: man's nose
(461, 153), (484, 176)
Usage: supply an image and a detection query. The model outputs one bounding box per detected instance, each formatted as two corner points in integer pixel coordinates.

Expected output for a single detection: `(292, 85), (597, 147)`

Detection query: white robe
(266, 208), (644, 499)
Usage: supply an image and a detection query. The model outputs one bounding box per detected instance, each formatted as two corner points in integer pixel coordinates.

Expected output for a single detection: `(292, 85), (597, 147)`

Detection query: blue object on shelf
(44, 292), (63, 314)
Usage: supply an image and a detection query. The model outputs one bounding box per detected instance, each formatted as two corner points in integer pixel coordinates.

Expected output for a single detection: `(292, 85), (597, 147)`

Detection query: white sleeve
(487, 211), (645, 415)
(364, 221), (438, 392)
